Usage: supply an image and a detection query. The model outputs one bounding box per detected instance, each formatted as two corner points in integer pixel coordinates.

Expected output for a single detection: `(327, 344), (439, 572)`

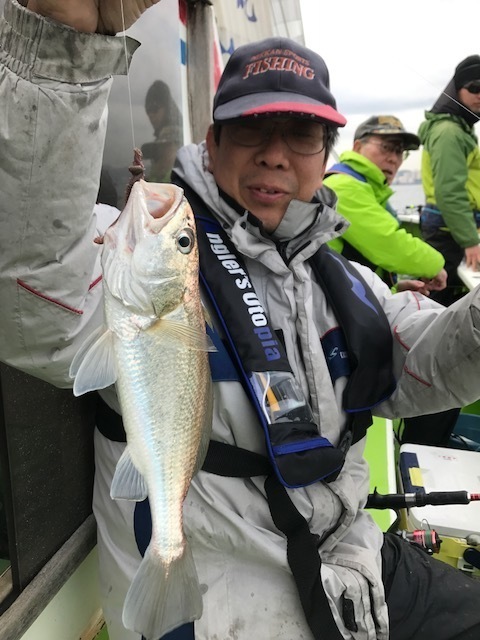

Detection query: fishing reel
(397, 524), (442, 555)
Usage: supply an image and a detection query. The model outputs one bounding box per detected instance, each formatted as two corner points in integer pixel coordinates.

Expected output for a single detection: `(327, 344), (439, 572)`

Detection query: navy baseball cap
(212, 37), (347, 127)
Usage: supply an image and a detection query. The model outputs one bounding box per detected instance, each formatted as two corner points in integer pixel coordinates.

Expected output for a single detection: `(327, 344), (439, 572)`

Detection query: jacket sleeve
(353, 265), (480, 417)
(0, 1), (138, 388)
(325, 174), (445, 278)
(427, 121), (479, 248)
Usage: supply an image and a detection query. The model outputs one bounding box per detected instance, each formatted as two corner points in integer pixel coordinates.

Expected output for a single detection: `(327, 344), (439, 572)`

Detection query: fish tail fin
(122, 544), (203, 640)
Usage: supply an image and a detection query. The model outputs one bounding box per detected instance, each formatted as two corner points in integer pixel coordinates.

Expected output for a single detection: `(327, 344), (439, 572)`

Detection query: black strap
(96, 394), (126, 441)
(202, 440), (271, 477)
(203, 440), (344, 640)
(265, 475), (344, 640)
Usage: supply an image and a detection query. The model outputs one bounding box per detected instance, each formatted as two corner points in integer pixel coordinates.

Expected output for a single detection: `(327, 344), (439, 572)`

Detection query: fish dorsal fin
(150, 318), (217, 352)
(71, 328), (117, 396)
(110, 446), (148, 501)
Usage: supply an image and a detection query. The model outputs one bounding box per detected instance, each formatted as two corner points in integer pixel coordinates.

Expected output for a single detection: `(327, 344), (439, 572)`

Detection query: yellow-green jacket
(323, 151), (444, 282)
(418, 111), (480, 248)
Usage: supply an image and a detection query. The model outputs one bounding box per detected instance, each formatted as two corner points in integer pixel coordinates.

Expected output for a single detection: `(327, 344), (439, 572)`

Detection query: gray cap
(354, 115), (420, 150)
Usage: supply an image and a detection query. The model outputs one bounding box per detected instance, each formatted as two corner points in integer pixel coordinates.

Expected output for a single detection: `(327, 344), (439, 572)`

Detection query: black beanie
(454, 55), (480, 90)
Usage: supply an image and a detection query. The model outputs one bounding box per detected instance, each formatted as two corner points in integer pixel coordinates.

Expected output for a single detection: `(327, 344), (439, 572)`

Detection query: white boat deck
(457, 262), (480, 291)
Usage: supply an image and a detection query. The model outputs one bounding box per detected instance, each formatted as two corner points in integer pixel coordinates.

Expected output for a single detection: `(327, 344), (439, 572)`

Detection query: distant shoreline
(390, 182), (425, 210)
(392, 179), (422, 186)
(393, 169), (422, 187)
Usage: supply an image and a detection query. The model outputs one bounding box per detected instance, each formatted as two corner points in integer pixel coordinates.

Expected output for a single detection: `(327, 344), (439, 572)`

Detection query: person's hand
(421, 268), (448, 292)
(26, 0), (161, 35)
(98, 0), (161, 35)
(465, 244), (480, 271)
(396, 279), (431, 296)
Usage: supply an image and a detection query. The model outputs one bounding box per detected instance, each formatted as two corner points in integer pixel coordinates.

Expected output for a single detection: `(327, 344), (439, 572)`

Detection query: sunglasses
(464, 81), (480, 95)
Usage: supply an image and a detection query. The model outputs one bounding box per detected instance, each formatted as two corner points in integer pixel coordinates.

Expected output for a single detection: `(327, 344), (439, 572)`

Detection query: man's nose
(255, 130), (290, 166)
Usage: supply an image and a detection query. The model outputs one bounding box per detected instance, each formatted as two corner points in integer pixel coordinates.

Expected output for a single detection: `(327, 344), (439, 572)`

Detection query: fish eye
(176, 228), (195, 254)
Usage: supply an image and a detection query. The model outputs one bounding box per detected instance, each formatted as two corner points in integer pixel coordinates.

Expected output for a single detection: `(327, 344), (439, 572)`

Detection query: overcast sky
(300, 0), (479, 169)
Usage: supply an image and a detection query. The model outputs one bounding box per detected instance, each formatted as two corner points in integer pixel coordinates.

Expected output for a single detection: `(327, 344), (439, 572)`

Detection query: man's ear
(205, 125), (217, 173)
(316, 156), (328, 188)
(353, 139), (363, 153)
(322, 154), (329, 176)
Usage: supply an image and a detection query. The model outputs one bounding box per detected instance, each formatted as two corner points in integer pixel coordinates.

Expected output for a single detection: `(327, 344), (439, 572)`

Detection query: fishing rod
(367, 489), (480, 562)
(366, 489), (480, 510)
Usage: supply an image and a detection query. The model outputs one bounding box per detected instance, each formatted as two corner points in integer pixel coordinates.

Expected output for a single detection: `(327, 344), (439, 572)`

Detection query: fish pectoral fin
(111, 447), (148, 501)
(202, 303), (215, 332)
(70, 324), (109, 379)
(149, 319), (217, 352)
(72, 328), (117, 396)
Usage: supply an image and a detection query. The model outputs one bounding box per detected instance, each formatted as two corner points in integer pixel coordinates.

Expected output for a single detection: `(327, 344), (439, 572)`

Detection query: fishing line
(400, 60), (480, 123)
(119, 0), (137, 151)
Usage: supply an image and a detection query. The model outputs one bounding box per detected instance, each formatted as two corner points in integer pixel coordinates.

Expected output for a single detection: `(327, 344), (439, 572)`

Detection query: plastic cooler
(398, 443), (480, 576)
(449, 413), (480, 451)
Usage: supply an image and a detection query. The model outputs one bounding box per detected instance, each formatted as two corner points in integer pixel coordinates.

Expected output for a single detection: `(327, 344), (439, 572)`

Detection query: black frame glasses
(224, 119), (328, 156)
(363, 138), (410, 160)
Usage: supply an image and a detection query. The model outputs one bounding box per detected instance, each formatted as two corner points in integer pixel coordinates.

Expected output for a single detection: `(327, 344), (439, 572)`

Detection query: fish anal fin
(110, 447), (148, 501)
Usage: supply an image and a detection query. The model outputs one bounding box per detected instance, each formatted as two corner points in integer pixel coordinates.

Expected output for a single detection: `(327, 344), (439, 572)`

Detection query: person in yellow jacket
(324, 115), (447, 295)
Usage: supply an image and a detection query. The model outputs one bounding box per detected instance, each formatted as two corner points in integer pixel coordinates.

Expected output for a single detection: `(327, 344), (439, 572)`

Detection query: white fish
(71, 179), (214, 639)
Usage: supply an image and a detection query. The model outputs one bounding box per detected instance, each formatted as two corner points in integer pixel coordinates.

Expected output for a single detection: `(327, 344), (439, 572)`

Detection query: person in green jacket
(324, 115), (447, 294)
(325, 117), (458, 448)
(418, 55), (480, 306)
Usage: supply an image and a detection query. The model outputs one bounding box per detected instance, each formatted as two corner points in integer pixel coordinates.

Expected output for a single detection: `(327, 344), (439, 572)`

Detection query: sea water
(390, 183), (425, 213)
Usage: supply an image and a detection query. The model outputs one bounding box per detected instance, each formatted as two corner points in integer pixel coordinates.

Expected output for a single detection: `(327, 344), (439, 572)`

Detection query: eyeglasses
(363, 138), (410, 160)
(224, 119), (328, 155)
(464, 81), (480, 95)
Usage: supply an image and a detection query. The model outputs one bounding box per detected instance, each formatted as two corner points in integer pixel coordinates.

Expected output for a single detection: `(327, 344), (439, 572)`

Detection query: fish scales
(70, 179), (213, 639)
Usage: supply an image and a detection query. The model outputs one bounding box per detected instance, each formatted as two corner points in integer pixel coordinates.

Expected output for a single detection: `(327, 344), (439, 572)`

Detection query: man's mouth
(258, 187), (281, 194)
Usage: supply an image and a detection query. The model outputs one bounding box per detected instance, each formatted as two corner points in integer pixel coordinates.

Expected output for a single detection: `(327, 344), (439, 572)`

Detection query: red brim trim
(241, 101), (347, 126)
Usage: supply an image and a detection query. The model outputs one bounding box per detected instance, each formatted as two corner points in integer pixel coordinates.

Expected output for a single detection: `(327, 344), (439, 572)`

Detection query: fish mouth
(144, 183), (184, 221)
(148, 193), (178, 219)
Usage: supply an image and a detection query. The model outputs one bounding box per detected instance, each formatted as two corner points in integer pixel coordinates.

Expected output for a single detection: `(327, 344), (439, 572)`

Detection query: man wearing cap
(418, 55), (480, 306)
(324, 115), (447, 294)
(324, 116), (460, 450)
(3, 3), (480, 640)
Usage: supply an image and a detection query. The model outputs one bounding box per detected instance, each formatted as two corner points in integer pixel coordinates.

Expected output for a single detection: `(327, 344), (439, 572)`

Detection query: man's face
(354, 135), (407, 185)
(146, 105), (167, 132)
(206, 117), (328, 233)
(458, 81), (480, 115)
